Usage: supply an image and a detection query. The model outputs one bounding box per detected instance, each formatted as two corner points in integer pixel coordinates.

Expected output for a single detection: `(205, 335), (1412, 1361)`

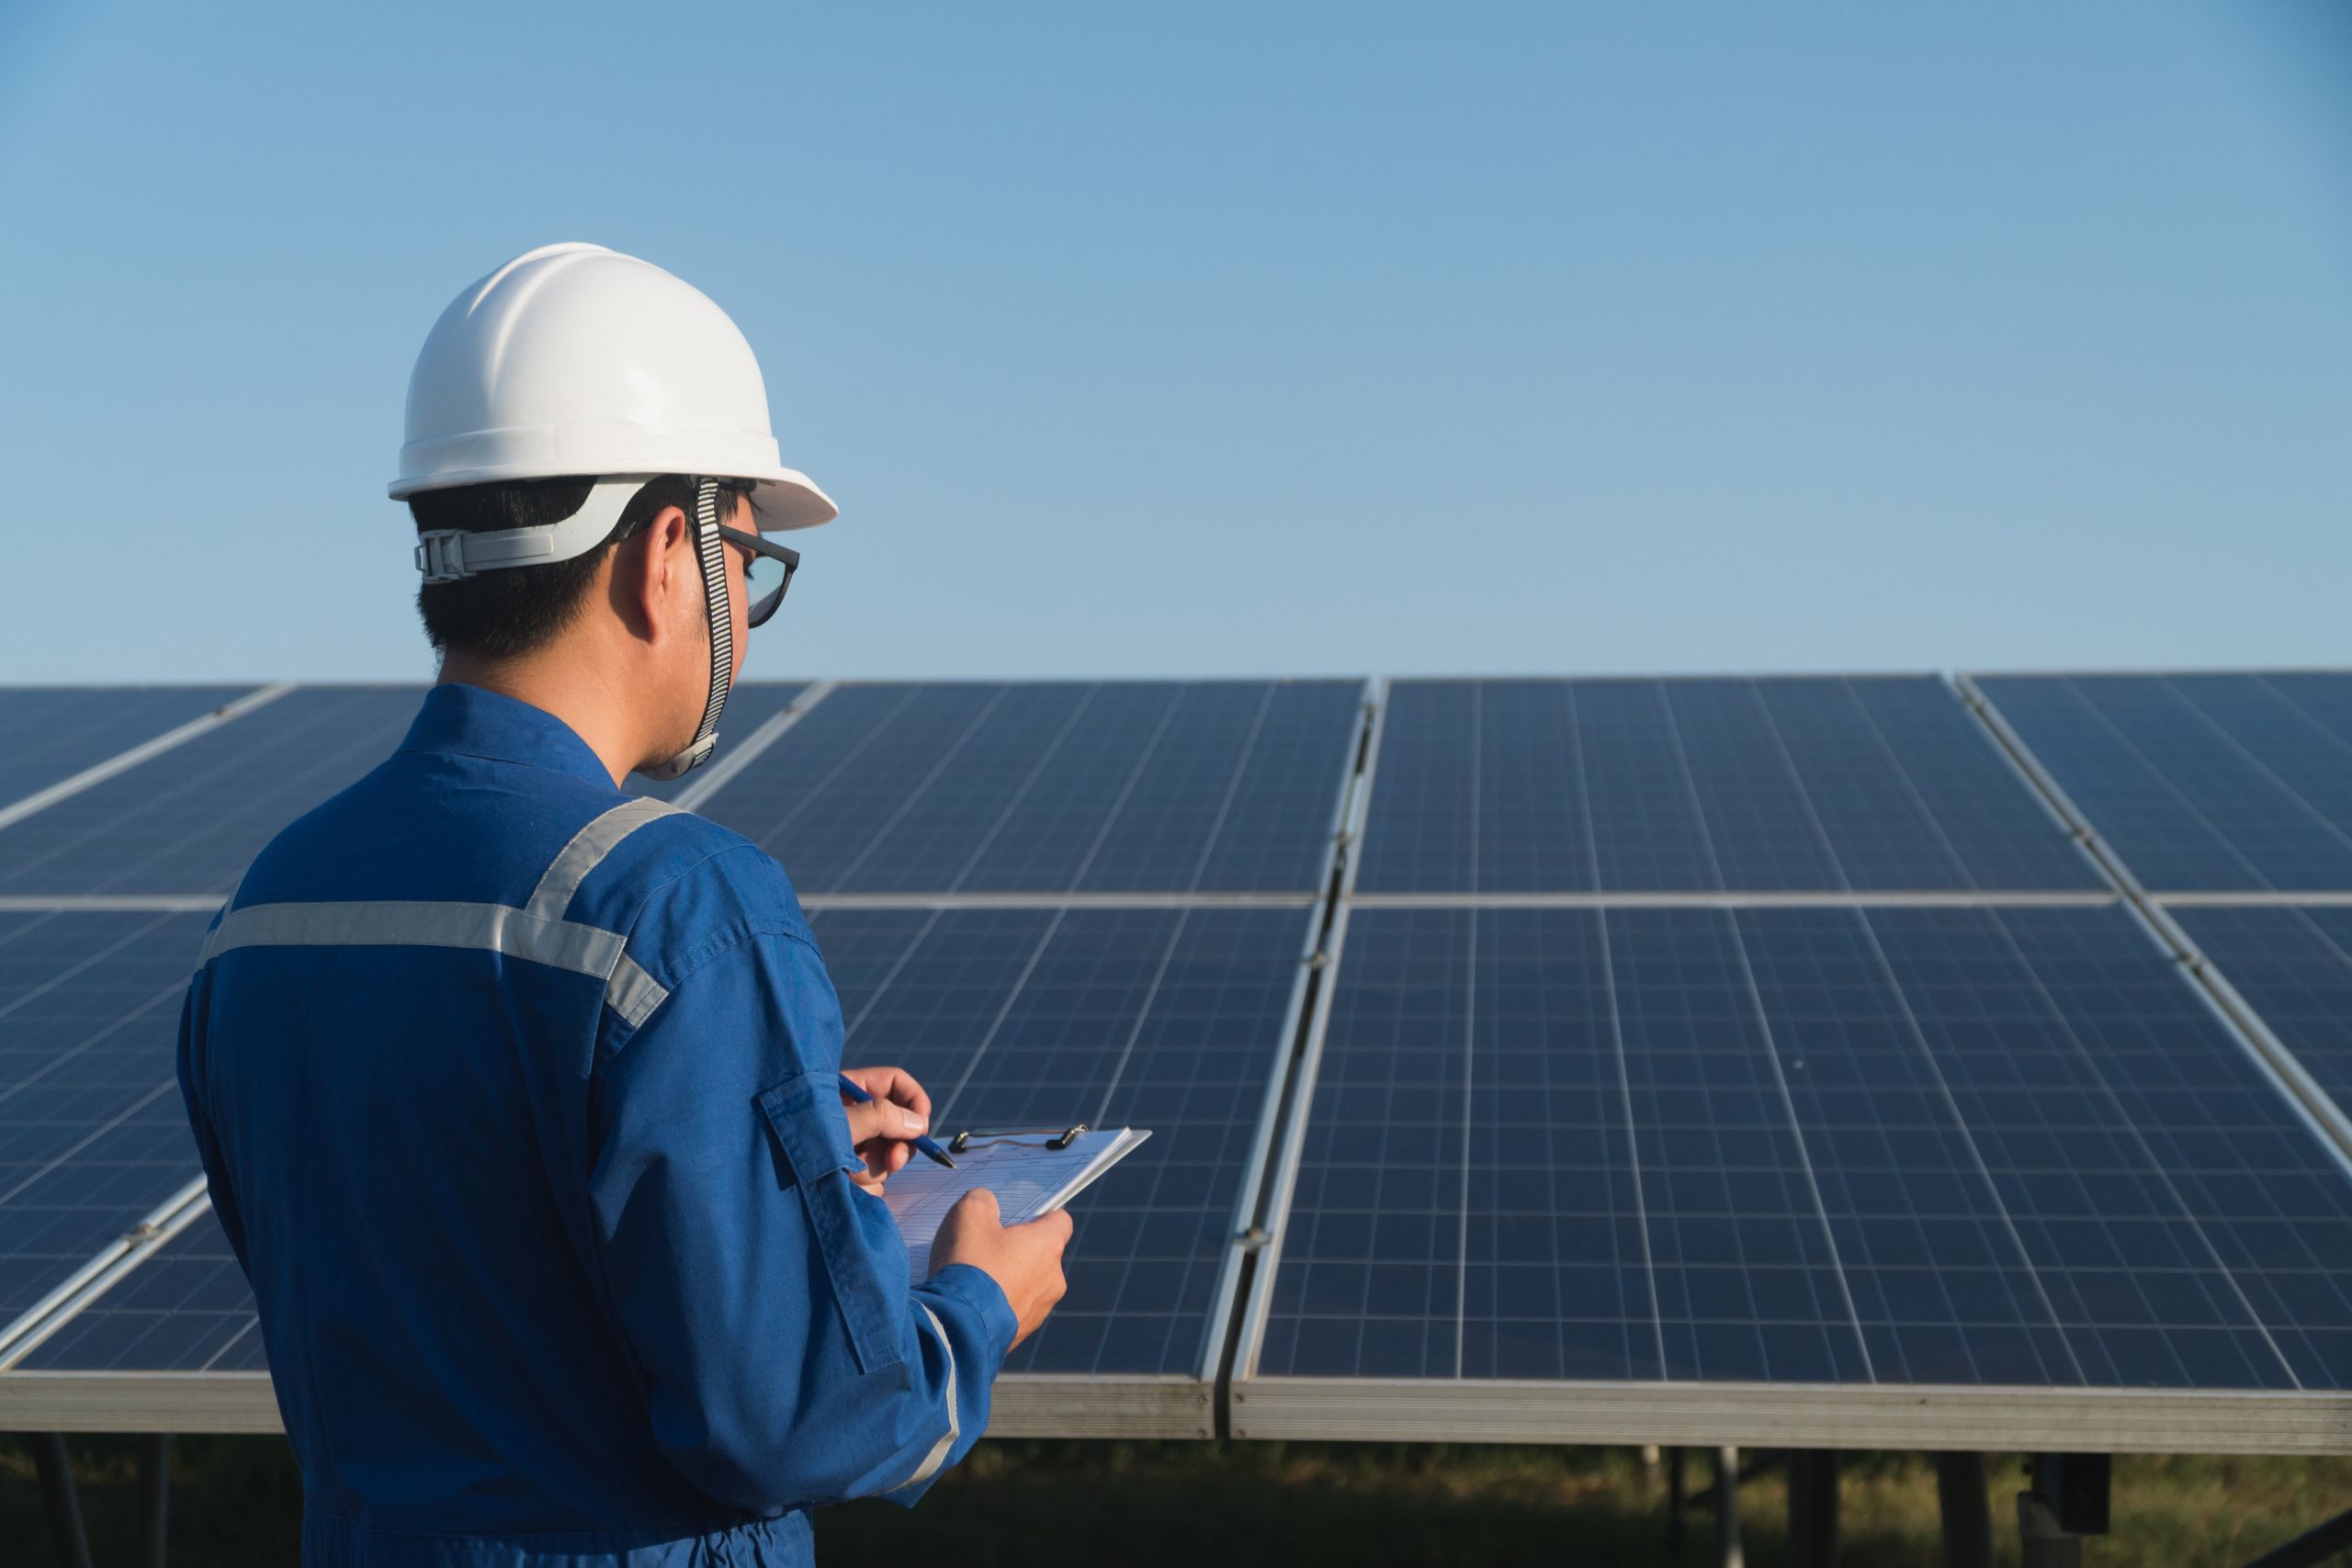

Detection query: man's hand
(931, 1189), (1071, 1347)
(839, 1066), (932, 1196)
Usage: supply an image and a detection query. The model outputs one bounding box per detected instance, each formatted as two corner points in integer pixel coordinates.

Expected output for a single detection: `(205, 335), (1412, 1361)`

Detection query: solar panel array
(3, 671), (2350, 1456)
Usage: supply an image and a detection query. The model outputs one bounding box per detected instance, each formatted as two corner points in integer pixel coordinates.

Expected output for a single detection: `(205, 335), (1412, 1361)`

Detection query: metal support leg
(1712, 1446), (1745, 1568)
(1667, 1446), (1688, 1552)
(1788, 1450), (1839, 1568)
(2242, 1504), (2352, 1568)
(2018, 1453), (2109, 1568)
(31, 1434), (95, 1568)
(1935, 1452), (1994, 1568)
(137, 1433), (174, 1568)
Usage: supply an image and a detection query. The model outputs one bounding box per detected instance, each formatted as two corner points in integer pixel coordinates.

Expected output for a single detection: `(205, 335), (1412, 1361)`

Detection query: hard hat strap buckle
(414, 530), (475, 582)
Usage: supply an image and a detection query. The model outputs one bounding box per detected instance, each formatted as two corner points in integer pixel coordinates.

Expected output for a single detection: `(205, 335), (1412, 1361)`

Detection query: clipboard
(883, 1123), (1152, 1280)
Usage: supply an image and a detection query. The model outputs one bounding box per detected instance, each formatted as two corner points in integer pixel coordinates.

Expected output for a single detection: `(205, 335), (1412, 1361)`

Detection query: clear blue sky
(3, 1), (2347, 683)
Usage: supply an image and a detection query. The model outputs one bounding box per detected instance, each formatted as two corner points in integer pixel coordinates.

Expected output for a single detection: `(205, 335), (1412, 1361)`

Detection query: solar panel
(2175, 905), (2352, 1131)
(693, 682), (1363, 894)
(0, 686), (254, 812)
(1354, 678), (2098, 894)
(16, 1208), (263, 1373)
(0, 908), (213, 1327)
(1245, 903), (2352, 1392)
(0, 686), (425, 897)
(1974, 673), (2352, 894)
(626, 682), (806, 802)
(808, 904), (1314, 1378)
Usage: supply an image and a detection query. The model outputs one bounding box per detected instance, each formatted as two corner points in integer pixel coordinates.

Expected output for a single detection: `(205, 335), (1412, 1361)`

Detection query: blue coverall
(177, 682), (1017, 1566)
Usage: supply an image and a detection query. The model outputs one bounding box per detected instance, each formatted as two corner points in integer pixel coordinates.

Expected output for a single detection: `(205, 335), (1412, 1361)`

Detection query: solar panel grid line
(2160, 912), (2352, 1178)
(2157, 893), (2352, 908)
(801, 904), (1327, 1408)
(1967, 673), (2352, 895)
(662, 681), (825, 812)
(1970, 908), (2305, 1388)
(0, 683), (291, 837)
(1354, 677), (2104, 896)
(1237, 903), (2352, 1408)
(0, 1185), (212, 1371)
(0, 897), (231, 914)
(1956, 673), (2352, 1168)
(2161, 680), (2352, 868)
(939, 686), (1107, 892)
(823, 686), (1015, 891)
(1344, 891), (2123, 908)
(796, 893), (1322, 911)
(0, 685), (429, 898)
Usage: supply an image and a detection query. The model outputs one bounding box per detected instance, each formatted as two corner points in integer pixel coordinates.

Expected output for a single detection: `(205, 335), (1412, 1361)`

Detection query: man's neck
(436, 647), (646, 788)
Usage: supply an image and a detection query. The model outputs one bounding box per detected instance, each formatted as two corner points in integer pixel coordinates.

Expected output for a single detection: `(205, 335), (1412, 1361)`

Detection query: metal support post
(32, 1434), (96, 1568)
(1935, 1452), (1994, 1568)
(1787, 1450), (1839, 1568)
(1712, 1445), (1745, 1568)
(1667, 1446), (1688, 1552)
(2018, 1453), (2109, 1568)
(137, 1432), (175, 1568)
(2240, 1505), (2352, 1568)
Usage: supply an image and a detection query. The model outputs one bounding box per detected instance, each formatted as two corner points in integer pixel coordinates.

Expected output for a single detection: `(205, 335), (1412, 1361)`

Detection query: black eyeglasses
(716, 524), (799, 628)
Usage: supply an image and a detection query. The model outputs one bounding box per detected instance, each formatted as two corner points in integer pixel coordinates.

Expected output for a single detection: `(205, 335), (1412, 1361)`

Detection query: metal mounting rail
(0, 1178), (213, 1371)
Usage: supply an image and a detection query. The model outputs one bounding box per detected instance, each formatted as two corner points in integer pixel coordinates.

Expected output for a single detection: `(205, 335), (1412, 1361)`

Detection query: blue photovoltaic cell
(1354, 677), (2098, 894)
(27, 905), (1313, 1382)
(693, 682), (1363, 894)
(2176, 905), (2352, 1132)
(1255, 904), (2352, 1388)
(0, 686), (253, 811)
(626, 682), (806, 803)
(0, 908), (215, 1325)
(1976, 672), (2352, 894)
(808, 904), (1310, 1376)
(19, 1208), (265, 1373)
(0, 686), (425, 897)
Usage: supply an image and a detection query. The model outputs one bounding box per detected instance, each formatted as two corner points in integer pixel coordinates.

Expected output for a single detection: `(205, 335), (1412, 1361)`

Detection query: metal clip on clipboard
(946, 1123), (1091, 1154)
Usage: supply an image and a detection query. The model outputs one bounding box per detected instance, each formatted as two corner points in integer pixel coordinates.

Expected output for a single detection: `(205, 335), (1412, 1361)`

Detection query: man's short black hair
(411, 476), (752, 660)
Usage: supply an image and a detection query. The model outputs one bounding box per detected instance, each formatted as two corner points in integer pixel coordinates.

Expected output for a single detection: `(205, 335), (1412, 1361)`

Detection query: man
(178, 243), (1071, 1566)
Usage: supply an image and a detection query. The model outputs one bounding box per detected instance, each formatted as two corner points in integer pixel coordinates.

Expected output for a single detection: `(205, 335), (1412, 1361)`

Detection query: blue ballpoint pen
(837, 1073), (957, 1168)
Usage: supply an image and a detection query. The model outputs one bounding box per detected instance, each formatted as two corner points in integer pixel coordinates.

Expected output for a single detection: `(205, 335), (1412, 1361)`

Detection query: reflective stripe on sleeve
(889, 1302), (960, 1492)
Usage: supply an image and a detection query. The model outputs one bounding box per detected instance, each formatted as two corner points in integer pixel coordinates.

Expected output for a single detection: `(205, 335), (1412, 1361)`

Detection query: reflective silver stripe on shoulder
(606, 953), (670, 1029)
(890, 1303), (960, 1492)
(526, 797), (684, 922)
(199, 900), (626, 978)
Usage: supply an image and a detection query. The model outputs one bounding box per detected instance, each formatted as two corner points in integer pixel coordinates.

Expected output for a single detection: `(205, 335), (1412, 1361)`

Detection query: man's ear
(610, 505), (691, 644)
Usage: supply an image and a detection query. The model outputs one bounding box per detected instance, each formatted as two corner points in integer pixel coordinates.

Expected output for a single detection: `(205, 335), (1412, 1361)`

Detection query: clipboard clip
(947, 1122), (1091, 1154)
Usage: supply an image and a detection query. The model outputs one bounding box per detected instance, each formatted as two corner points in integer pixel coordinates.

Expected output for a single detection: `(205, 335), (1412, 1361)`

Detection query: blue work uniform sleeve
(176, 958), (253, 1277)
(587, 927), (1019, 1517)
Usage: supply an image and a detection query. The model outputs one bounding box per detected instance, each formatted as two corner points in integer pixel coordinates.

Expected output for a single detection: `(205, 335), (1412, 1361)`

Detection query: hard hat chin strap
(639, 479), (734, 782)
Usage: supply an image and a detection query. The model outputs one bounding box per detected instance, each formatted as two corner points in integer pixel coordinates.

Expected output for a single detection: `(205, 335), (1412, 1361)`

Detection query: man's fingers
(1019, 1207), (1075, 1241)
(948, 1187), (1001, 1225)
(840, 1065), (933, 1124)
(842, 1099), (930, 1146)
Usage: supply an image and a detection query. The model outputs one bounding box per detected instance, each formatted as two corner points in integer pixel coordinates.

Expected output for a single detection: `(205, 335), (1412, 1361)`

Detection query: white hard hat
(390, 242), (837, 531)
